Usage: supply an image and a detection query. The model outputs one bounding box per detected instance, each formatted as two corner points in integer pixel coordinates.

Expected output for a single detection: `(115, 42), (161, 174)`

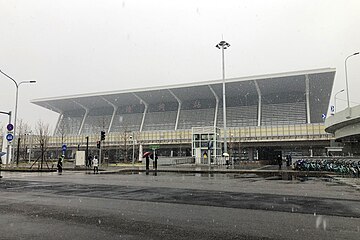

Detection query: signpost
(150, 145), (160, 150)
(62, 144), (67, 155)
(7, 123), (14, 131)
(330, 105), (335, 116)
(6, 133), (14, 142)
(321, 113), (326, 121)
(149, 145), (160, 171)
(0, 111), (12, 165)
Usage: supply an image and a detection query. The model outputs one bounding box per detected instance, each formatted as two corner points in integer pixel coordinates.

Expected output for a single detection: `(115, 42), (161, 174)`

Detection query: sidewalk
(331, 176), (360, 190)
(2, 163), (360, 190)
(100, 164), (360, 190)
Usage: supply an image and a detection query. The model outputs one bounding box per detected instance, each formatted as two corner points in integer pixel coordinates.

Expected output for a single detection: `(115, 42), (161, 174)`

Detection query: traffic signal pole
(99, 142), (102, 166)
(99, 131), (106, 167)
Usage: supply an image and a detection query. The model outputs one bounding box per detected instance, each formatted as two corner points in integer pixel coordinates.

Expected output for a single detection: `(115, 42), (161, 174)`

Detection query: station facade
(29, 68), (336, 163)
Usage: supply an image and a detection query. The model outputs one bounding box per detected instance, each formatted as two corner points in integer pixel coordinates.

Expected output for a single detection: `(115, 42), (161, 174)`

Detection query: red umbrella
(143, 151), (151, 158)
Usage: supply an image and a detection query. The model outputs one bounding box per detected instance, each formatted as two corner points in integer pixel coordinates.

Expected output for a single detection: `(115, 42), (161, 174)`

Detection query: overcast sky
(1, 0), (360, 131)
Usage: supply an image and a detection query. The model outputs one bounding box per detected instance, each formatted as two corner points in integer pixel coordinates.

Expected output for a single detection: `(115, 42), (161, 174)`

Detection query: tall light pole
(0, 69), (36, 162)
(130, 134), (135, 167)
(334, 89), (344, 113)
(344, 52), (359, 109)
(216, 40), (230, 155)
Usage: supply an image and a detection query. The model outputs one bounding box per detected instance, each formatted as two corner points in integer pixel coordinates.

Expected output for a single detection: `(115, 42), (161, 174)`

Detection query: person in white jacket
(92, 155), (99, 174)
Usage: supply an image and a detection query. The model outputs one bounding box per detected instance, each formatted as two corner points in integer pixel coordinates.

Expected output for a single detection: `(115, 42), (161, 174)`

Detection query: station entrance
(192, 127), (222, 164)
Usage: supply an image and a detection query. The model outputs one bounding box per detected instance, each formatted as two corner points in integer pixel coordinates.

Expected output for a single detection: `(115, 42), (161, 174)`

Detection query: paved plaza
(0, 169), (360, 239)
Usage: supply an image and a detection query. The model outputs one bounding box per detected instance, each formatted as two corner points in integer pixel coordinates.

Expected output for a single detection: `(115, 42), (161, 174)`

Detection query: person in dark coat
(145, 156), (150, 175)
(277, 154), (282, 170)
(286, 155), (292, 167)
(87, 154), (92, 168)
(57, 156), (63, 174)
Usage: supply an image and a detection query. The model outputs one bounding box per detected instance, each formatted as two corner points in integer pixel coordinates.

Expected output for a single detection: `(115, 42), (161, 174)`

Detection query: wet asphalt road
(0, 172), (360, 239)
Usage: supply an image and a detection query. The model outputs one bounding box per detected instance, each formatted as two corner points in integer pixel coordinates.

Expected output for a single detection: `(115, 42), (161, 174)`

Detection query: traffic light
(101, 131), (106, 141)
(97, 141), (101, 149)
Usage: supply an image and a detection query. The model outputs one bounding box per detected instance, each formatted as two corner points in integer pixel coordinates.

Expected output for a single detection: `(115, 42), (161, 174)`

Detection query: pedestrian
(154, 154), (158, 170)
(286, 155), (292, 167)
(57, 155), (63, 174)
(92, 155), (99, 174)
(145, 155), (150, 175)
(87, 154), (92, 168)
(277, 154), (282, 170)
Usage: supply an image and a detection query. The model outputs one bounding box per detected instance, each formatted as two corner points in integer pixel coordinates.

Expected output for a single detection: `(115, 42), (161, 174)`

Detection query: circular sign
(6, 133), (14, 142)
(7, 123), (14, 131)
(62, 144), (67, 151)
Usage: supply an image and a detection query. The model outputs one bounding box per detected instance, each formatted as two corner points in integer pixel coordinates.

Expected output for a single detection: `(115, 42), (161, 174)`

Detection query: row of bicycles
(293, 158), (360, 177)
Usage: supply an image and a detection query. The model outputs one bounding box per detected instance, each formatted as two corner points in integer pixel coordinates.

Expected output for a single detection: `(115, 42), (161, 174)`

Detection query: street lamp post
(344, 52), (359, 110)
(0, 69), (36, 163)
(25, 130), (33, 164)
(334, 89), (344, 113)
(216, 40), (230, 155)
(130, 134), (135, 167)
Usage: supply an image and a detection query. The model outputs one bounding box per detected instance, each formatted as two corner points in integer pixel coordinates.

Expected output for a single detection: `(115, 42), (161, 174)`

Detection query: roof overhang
(31, 68), (336, 116)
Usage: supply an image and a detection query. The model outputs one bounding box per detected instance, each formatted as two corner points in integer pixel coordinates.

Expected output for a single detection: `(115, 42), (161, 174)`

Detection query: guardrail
(157, 157), (194, 165)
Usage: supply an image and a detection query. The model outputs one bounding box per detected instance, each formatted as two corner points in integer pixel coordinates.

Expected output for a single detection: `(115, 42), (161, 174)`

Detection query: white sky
(1, 0), (360, 131)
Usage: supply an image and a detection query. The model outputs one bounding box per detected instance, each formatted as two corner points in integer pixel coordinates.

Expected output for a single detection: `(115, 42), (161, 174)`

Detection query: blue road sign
(322, 113), (326, 120)
(6, 133), (14, 142)
(62, 144), (67, 151)
(7, 123), (14, 131)
(330, 105), (335, 112)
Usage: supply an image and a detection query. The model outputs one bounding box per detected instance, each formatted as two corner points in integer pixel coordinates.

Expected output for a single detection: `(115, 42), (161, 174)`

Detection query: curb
(99, 168), (336, 177)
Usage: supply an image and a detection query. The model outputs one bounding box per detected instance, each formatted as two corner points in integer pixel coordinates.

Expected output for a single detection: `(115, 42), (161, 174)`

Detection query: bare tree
(0, 122), (4, 154)
(32, 120), (51, 169)
(95, 116), (109, 133)
(57, 117), (69, 145)
(16, 119), (32, 161)
(120, 129), (131, 162)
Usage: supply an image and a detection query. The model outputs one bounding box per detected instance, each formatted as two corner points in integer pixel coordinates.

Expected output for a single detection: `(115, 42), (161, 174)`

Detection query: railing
(11, 123), (332, 148)
(157, 157), (195, 165)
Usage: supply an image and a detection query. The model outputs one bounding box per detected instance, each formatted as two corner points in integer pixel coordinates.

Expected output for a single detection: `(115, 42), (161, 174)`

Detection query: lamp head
(216, 40), (230, 49)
